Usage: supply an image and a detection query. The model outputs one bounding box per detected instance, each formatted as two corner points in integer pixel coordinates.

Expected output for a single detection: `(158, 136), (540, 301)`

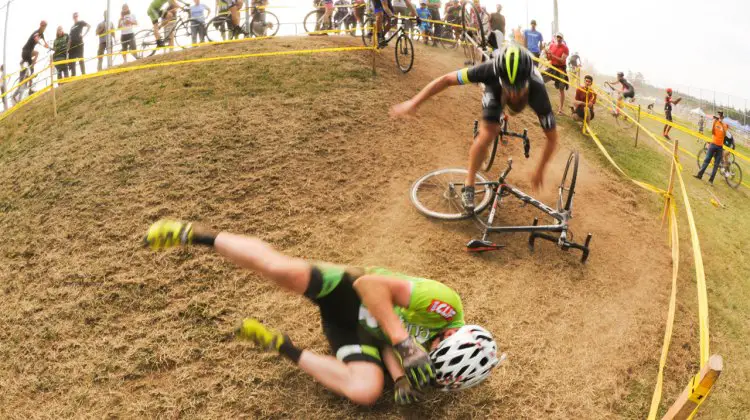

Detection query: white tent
(689, 107), (706, 116)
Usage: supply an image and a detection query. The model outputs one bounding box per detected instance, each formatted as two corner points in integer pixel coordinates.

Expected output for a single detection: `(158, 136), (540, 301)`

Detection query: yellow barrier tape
(0, 85), (53, 123)
(584, 122), (667, 195)
(647, 198), (679, 420)
(0, 65), (52, 101)
(57, 46), (373, 85)
(675, 164), (710, 367)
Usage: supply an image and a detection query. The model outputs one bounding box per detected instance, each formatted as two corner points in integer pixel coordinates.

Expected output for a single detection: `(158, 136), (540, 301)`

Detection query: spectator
(69, 12), (91, 76)
(513, 24), (523, 44)
(523, 19), (543, 61)
(119, 4), (139, 63)
(568, 51), (581, 81)
(20, 20), (50, 93)
(571, 75), (597, 123)
(546, 32), (569, 114)
(489, 4), (505, 37)
(96, 11), (115, 71)
(416, 1), (433, 44)
(662, 88), (682, 139)
(698, 114), (705, 134)
(52, 26), (70, 79)
(189, 0), (211, 43)
(427, 0), (441, 25)
(695, 111), (728, 184)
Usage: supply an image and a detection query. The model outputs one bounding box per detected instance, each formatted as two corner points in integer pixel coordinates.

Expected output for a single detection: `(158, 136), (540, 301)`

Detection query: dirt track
(0, 36), (693, 418)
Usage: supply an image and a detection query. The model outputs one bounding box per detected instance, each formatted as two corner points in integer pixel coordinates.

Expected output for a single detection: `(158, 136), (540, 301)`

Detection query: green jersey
(150, 0), (170, 10)
(358, 267), (465, 344)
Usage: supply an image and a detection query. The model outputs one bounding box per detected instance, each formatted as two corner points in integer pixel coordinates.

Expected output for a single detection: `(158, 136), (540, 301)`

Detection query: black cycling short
(623, 88), (635, 99)
(575, 106), (594, 120)
(304, 266), (383, 366)
(21, 49), (33, 65)
(371, 0), (393, 13)
(665, 109), (673, 122)
(551, 65), (568, 90)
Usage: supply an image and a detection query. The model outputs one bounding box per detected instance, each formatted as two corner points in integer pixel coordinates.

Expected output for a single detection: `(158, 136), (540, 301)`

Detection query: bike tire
(395, 34), (414, 73)
(304, 10), (324, 33)
(250, 11), (280, 37)
(696, 146), (707, 169)
(462, 32), (477, 65)
(135, 30), (157, 58)
(180, 19), (206, 46)
(557, 151), (579, 213)
(461, 1), (485, 50)
(724, 162), (742, 189)
(205, 16), (231, 42)
(361, 18), (374, 46)
(410, 168), (494, 220)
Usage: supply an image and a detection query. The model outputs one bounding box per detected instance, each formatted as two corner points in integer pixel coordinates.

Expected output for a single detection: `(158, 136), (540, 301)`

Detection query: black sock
(193, 232), (216, 247)
(278, 335), (303, 364)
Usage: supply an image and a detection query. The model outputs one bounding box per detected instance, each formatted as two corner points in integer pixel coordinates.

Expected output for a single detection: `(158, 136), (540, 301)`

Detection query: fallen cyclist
(144, 220), (503, 405)
(390, 43), (559, 214)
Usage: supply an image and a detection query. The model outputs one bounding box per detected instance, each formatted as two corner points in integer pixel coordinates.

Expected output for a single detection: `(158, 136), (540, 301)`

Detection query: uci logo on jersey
(428, 300), (457, 320)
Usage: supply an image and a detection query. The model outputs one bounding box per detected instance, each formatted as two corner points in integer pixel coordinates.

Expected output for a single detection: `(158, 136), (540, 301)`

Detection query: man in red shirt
(571, 75), (596, 123)
(546, 32), (569, 115)
(662, 88), (682, 139)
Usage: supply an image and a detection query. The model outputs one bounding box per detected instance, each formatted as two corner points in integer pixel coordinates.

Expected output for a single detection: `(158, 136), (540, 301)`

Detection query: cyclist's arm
(382, 346), (406, 380)
(352, 275), (412, 344)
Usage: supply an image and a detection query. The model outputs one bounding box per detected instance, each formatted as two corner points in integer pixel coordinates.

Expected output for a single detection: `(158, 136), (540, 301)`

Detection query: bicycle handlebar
(501, 128), (530, 159)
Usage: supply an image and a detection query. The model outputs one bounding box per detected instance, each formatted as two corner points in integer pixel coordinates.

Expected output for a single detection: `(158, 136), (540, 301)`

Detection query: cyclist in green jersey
(148, 0), (180, 46)
(144, 219), (502, 405)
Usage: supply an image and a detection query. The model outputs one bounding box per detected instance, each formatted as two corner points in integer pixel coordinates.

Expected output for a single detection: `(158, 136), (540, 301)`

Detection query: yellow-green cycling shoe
(143, 219), (193, 250)
(235, 318), (286, 352)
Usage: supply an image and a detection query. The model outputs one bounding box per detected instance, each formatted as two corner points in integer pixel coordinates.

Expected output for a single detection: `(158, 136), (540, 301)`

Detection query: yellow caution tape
(0, 65), (52, 101)
(0, 85), (53, 123)
(57, 45), (374, 85)
(646, 194), (679, 420)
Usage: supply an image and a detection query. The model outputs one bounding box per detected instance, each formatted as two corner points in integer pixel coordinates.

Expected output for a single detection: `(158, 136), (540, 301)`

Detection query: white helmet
(430, 325), (505, 391)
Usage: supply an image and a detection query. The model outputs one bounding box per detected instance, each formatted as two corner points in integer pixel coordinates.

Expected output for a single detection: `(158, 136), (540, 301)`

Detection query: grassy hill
(0, 36), (743, 418)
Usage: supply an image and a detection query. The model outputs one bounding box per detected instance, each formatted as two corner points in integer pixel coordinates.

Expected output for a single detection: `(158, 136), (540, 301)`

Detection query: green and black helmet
(495, 45), (534, 93)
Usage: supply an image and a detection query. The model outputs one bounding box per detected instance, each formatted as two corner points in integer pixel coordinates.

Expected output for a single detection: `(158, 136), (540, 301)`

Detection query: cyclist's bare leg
(465, 120), (502, 186)
(298, 355), (384, 405)
(213, 232), (384, 405)
(231, 1), (243, 27)
(153, 22), (162, 41)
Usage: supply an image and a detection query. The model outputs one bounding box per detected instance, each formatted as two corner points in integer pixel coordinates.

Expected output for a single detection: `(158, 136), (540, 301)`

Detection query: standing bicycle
(362, 16), (417, 73)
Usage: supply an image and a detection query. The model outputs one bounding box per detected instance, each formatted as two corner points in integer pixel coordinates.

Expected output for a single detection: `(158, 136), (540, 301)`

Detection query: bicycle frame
(467, 157), (592, 263)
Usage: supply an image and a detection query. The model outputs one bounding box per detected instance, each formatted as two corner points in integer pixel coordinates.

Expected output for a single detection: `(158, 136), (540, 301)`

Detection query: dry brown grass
(0, 36), (696, 418)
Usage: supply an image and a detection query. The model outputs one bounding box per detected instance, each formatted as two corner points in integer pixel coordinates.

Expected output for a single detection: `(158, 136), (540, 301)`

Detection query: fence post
(49, 64), (57, 118)
(635, 104), (641, 147)
(661, 139), (678, 227)
(371, 19), (377, 76)
(663, 355), (723, 420)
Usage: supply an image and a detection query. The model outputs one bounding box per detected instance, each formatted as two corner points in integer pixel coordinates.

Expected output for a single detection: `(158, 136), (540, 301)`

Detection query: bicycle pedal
(466, 239), (504, 253)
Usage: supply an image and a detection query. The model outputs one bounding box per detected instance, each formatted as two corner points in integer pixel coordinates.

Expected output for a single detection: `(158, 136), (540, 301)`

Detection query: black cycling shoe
(461, 186), (475, 214)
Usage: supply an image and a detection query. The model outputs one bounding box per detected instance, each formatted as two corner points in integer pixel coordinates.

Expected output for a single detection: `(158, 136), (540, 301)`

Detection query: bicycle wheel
(179, 19), (205, 47)
(361, 18), (374, 46)
(135, 30), (158, 58)
(557, 151), (579, 213)
(696, 145), (707, 169)
(462, 33), (477, 65)
(410, 168), (494, 220)
(304, 10), (324, 33)
(205, 16), (231, 42)
(724, 162), (742, 189)
(461, 1), (485, 50)
(250, 11), (280, 37)
(395, 34), (414, 73)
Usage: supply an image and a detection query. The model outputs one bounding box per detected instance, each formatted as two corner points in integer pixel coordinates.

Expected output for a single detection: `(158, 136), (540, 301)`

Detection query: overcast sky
(1, 0), (747, 110)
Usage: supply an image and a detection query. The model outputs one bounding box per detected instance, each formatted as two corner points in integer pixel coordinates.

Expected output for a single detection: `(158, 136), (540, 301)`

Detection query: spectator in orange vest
(694, 111), (728, 184)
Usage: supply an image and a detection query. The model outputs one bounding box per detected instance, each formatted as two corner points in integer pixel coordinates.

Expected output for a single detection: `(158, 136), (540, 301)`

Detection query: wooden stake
(662, 355), (723, 420)
(661, 139), (679, 227)
(635, 104), (641, 147)
(49, 64), (57, 119)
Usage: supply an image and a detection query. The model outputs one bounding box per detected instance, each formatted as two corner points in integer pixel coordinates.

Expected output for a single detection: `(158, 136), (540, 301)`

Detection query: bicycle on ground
(410, 150), (593, 262)
(362, 15), (416, 73)
(696, 142), (743, 189)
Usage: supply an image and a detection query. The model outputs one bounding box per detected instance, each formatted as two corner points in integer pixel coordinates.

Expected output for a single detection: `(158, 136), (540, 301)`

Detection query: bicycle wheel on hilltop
(395, 34), (414, 73)
(696, 146), (707, 169)
(135, 30), (158, 58)
(461, 0), (485, 50)
(250, 11), (280, 37)
(304, 10), (326, 34)
(410, 168), (493, 220)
